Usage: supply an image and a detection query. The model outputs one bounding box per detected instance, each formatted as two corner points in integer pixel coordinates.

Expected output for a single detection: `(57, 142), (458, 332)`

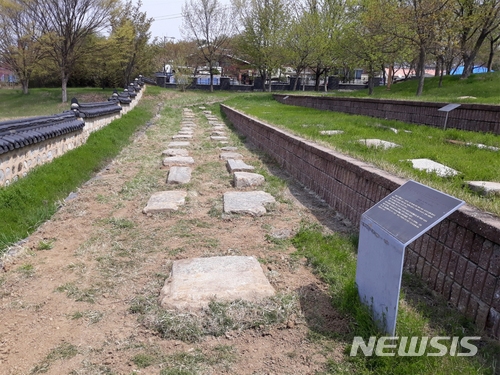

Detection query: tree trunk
(461, 32), (488, 79)
(21, 79), (29, 95)
(487, 38), (495, 72)
(61, 71), (69, 103)
(314, 70), (321, 91)
(268, 71), (272, 92)
(209, 62), (214, 93)
(415, 47), (426, 96)
(368, 64), (374, 96)
(438, 56), (445, 88)
(386, 64), (393, 90)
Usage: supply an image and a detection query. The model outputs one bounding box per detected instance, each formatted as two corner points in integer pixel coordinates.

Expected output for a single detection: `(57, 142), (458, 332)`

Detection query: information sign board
(356, 181), (464, 335)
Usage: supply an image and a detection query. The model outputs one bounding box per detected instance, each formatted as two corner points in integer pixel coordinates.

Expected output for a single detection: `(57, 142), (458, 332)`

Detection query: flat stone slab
(172, 135), (193, 140)
(178, 130), (194, 135)
(162, 148), (189, 157)
(163, 156), (195, 166)
(168, 141), (190, 148)
(359, 139), (400, 149)
(212, 131), (226, 136)
(468, 143), (499, 151)
(226, 159), (255, 173)
(159, 256), (275, 310)
(167, 166), (192, 184)
(407, 158), (459, 177)
(221, 146), (238, 151)
(467, 181), (500, 196)
(234, 172), (265, 188)
(212, 126), (225, 130)
(320, 130), (344, 135)
(220, 152), (243, 160)
(143, 191), (187, 213)
(181, 122), (196, 127)
(223, 191), (276, 216)
(211, 136), (228, 141)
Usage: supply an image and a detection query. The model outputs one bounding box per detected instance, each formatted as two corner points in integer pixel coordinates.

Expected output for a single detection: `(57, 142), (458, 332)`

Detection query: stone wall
(0, 91), (143, 187)
(274, 94), (500, 135)
(221, 104), (500, 339)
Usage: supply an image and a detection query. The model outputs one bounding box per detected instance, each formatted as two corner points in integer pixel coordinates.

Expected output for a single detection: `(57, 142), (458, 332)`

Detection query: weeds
(70, 310), (104, 324)
(130, 293), (301, 343)
(37, 239), (55, 250)
(56, 282), (98, 303)
(0, 86), (161, 255)
(17, 263), (35, 277)
(291, 221), (500, 375)
(31, 342), (78, 374)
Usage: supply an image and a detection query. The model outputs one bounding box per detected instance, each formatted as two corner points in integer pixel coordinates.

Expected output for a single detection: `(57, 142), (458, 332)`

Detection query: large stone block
(159, 256), (275, 310)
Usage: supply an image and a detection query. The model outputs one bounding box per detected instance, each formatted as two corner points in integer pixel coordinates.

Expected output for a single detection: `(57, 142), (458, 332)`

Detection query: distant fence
(274, 94), (500, 135)
(155, 75), (374, 92)
(0, 79), (145, 187)
(221, 104), (500, 340)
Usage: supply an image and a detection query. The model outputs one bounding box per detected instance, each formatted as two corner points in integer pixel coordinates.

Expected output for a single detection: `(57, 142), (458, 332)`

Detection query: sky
(139, 0), (231, 42)
(139, 0), (185, 41)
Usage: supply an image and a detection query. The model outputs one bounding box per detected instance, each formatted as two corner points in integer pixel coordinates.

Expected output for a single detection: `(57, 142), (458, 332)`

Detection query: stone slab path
(226, 159), (255, 173)
(143, 190), (187, 213)
(223, 191), (276, 216)
(0, 99), (351, 375)
(359, 138), (400, 149)
(159, 256), (275, 310)
(407, 158), (459, 177)
(167, 166), (192, 185)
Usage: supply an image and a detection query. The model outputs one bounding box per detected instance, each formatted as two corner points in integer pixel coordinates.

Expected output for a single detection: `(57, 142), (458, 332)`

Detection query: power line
(152, 13), (182, 21)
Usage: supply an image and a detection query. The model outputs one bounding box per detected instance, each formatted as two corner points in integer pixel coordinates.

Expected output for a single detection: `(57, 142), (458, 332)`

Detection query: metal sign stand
(355, 181), (464, 335)
(438, 103), (461, 130)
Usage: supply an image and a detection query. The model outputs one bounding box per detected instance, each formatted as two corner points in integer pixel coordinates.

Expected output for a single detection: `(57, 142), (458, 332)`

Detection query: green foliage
(339, 72), (500, 103)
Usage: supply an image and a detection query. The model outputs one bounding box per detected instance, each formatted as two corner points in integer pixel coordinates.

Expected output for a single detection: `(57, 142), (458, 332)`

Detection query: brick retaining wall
(221, 104), (500, 339)
(273, 94), (500, 135)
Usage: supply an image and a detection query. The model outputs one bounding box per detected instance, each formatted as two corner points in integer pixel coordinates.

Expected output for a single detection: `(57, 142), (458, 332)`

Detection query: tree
(454, 0), (500, 78)
(0, 0), (45, 94)
(25, 0), (118, 102)
(234, 0), (291, 92)
(305, 0), (347, 91)
(182, 0), (236, 92)
(375, 0), (450, 95)
(284, 2), (325, 91)
(109, 0), (152, 87)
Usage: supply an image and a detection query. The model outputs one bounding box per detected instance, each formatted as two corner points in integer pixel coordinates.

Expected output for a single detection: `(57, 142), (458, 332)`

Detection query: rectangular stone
(168, 141), (190, 148)
(226, 159), (255, 173)
(143, 191), (187, 213)
(167, 166), (192, 184)
(163, 156), (195, 166)
(159, 256), (275, 310)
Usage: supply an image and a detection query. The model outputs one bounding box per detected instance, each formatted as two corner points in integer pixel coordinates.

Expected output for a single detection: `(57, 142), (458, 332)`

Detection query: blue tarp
(452, 66), (490, 75)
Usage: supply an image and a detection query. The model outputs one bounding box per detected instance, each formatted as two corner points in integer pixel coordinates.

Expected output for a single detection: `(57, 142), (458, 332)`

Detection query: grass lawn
(0, 85), (163, 251)
(0, 87), (115, 119)
(223, 93), (500, 216)
(297, 72), (500, 105)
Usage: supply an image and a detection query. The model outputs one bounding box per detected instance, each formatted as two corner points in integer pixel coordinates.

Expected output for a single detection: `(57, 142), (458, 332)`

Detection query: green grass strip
(0, 86), (161, 253)
(292, 223), (499, 374)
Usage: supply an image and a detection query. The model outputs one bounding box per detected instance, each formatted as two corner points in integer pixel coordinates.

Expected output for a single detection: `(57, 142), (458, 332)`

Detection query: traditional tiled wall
(0, 93), (143, 187)
(221, 104), (500, 339)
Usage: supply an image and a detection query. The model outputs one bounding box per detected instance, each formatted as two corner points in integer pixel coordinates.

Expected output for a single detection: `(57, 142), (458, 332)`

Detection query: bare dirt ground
(0, 92), (353, 374)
